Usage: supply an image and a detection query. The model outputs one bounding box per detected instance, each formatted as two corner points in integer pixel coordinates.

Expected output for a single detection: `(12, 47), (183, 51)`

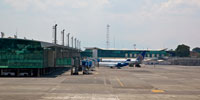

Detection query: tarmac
(0, 65), (200, 100)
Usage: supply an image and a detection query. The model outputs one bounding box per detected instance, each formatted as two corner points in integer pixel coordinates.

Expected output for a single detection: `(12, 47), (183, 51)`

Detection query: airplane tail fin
(136, 51), (147, 62)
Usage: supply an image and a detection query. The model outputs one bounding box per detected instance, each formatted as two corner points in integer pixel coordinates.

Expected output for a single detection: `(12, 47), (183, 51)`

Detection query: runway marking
(116, 77), (124, 87)
(152, 89), (165, 93)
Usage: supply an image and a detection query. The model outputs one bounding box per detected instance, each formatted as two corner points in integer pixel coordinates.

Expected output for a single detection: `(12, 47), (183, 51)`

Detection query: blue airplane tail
(136, 51), (147, 61)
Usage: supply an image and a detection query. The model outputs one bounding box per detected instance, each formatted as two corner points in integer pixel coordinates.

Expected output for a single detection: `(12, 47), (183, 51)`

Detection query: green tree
(192, 47), (200, 53)
(175, 44), (190, 57)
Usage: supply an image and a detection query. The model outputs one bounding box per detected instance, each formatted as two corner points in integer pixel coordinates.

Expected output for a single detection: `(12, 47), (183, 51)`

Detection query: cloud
(3, 0), (109, 11)
(140, 0), (200, 18)
(4, 0), (32, 10)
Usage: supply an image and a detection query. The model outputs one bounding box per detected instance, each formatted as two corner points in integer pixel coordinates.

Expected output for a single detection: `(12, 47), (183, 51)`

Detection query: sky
(0, 0), (200, 50)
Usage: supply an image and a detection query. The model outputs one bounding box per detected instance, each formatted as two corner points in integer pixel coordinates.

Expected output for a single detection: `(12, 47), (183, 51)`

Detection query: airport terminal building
(81, 47), (168, 58)
(0, 38), (80, 76)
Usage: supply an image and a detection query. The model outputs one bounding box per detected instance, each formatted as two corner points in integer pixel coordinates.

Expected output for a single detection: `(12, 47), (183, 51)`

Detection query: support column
(1, 69), (3, 76)
(71, 58), (74, 75)
(16, 69), (20, 77)
(74, 57), (79, 75)
(0, 69), (2, 76)
(37, 68), (40, 77)
(71, 66), (74, 75)
(30, 69), (33, 76)
(43, 68), (45, 75)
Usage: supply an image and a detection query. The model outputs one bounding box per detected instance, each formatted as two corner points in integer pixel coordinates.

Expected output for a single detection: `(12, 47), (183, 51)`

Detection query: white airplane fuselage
(99, 58), (137, 67)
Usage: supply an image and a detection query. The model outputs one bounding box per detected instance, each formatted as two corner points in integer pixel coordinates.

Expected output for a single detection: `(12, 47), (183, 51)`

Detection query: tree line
(167, 44), (200, 57)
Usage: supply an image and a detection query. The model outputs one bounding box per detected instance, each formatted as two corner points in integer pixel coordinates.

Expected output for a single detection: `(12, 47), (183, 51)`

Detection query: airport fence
(168, 57), (200, 66)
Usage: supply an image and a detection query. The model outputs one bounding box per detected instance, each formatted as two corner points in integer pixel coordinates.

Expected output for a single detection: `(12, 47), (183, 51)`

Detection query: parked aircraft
(99, 51), (147, 68)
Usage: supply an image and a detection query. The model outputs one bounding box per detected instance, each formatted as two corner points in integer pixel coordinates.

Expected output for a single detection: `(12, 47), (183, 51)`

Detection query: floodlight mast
(71, 36), (73, 48)
(74, 38), (77, 49)
(67, 33), (70, 47)
(53, 24), (57, 44)
(79, 41), (80, 50)
(61, 29), (65, 46)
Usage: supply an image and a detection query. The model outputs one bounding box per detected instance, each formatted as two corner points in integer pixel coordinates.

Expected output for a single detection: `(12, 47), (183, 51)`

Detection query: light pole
(76, 39), (79, 49)
(61, 29), (65, 46)
(74, 38), (77, 49)
(53, 24), (57, 44)
(67, 33), (70, 47)
(71, 36), (73, 48)
(79, 41), (81, 50)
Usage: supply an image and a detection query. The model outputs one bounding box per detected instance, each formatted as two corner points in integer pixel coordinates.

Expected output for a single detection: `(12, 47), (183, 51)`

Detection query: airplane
(99, 51), (147, 68)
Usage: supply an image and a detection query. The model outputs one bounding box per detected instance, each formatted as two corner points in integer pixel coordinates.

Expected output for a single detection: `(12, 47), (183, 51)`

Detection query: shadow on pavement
(0, 67), (71, 78)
